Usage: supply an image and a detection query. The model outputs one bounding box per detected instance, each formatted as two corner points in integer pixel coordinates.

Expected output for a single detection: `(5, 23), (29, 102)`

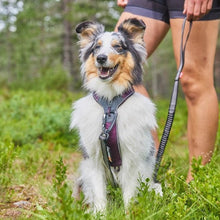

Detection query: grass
(0, 89), (219, 219)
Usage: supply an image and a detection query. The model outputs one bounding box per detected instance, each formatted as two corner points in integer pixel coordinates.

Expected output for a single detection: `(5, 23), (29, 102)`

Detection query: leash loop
(176, 17), (193, 81)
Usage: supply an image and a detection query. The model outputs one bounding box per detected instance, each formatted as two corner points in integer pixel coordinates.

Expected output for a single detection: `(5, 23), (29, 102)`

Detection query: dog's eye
(113, 44), (124, 52)
(94, 45), (101, 51)
(113, 44), (126, 53)
(113, 44), (122, 49)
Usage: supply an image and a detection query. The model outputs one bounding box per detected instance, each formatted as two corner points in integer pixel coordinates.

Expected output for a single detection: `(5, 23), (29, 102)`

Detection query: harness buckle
(114, 166), (120, 172)
(99, 132), (109, 141)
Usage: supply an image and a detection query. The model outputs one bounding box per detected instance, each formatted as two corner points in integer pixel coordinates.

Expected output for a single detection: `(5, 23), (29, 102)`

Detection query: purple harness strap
(93, 88), (134, 170)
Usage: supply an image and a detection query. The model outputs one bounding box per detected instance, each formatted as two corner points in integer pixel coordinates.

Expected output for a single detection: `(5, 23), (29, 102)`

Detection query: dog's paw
(149, 182), (163, 196)
(90, 200), (107, 215)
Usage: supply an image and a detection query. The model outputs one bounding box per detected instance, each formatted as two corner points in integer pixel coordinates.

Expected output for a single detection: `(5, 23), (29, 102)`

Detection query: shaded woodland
(0, 0), (220, 98)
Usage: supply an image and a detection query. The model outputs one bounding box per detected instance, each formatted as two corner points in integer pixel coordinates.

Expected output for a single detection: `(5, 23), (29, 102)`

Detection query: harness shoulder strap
(93, 88), (134, 113)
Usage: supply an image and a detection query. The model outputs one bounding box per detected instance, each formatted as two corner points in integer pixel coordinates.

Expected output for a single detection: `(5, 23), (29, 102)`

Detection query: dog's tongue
(100, 67), (109, 76)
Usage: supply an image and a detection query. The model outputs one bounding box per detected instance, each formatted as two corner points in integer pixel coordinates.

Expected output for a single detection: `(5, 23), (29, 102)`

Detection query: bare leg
(170, 19), (219, 182)
(134, 85), (160, 149)
(116, 12), (170, 149)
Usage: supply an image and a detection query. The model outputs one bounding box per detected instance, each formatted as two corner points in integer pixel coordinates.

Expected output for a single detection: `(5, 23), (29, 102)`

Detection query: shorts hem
(169, 10), (220, 21)
(124, 4), (220, 23)
(124, 6), (170, 24)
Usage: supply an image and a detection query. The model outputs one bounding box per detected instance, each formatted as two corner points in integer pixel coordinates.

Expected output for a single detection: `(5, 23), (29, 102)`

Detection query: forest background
(1, 0), (220, 98)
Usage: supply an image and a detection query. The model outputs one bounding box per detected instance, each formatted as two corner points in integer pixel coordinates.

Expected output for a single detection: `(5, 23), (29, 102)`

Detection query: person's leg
(116, 12), (169, 149)
(170, 19), (219, 182)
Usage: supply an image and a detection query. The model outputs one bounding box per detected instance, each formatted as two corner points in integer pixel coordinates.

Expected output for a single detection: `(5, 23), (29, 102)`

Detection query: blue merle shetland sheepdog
(70, 18), (162, 213)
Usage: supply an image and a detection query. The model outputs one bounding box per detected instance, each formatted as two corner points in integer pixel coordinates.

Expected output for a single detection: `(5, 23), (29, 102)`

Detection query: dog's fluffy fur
(70, 18), (162, 213)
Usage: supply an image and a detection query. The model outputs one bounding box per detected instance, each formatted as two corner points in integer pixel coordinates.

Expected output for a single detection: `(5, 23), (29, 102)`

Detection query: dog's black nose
(97, 54), (107, 64)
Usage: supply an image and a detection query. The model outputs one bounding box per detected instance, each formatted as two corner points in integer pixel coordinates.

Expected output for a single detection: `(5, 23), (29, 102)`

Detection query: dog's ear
(76, 21), (104, 48)
(118, 18), (146, 45)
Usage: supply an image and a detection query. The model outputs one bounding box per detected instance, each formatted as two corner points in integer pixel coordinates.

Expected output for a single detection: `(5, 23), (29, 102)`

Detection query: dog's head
(76, 18), (146, 98)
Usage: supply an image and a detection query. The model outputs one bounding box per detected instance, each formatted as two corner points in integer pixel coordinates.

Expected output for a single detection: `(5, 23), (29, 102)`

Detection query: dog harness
(93, 87), (134, 186)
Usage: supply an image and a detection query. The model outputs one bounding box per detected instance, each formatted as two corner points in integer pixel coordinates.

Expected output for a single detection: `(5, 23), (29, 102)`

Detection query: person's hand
(117, 0), (128, 8)
(183, 0), (213, 21)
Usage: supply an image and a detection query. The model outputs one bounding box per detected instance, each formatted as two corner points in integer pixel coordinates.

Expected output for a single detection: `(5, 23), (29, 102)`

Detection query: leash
(153, 17), (193, 182)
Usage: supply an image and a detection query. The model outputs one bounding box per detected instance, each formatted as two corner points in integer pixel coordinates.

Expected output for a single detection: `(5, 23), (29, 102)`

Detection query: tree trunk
(61, 0), (77, 90)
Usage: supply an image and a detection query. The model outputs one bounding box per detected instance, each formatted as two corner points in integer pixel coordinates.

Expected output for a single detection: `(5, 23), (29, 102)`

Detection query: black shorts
(124, 0), (220, 24)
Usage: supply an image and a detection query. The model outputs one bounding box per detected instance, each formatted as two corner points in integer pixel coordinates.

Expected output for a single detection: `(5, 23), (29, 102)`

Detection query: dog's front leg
(79, 159), (107, 213)
(120, 170), (139, 209)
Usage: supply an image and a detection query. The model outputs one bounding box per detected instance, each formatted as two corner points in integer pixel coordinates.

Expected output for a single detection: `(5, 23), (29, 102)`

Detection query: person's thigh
(170, 19), (219, 90)
(116, 12), (169, 58)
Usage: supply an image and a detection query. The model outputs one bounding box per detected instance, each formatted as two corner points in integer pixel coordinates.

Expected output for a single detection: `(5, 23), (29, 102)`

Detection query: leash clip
(99, 132), (109, 141)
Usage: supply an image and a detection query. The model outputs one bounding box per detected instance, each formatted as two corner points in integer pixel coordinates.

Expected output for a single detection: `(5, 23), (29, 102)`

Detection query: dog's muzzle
(96, 54), (119, 80)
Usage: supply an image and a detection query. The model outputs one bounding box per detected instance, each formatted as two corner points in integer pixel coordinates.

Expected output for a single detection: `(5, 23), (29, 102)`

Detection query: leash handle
(176, 18), (193, 81)
(154, 18), (193, 182)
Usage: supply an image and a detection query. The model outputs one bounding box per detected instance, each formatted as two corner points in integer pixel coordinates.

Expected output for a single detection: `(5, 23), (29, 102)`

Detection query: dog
(70, 18), (162, 213)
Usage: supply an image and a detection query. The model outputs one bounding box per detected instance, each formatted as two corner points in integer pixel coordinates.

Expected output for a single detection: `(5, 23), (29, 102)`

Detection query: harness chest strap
(93, 88), (134, 170)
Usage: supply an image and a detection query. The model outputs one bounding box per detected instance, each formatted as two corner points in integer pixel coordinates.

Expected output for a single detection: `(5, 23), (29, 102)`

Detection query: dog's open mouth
(98, 64), (119, 80)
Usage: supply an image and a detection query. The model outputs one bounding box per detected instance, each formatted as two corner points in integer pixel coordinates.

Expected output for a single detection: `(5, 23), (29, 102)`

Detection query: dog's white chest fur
(70, 92), (156, 160)
(70, 92), (162, 212)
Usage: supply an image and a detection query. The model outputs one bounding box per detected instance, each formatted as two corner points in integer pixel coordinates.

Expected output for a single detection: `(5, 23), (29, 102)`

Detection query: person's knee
(180, 67), (210, 105)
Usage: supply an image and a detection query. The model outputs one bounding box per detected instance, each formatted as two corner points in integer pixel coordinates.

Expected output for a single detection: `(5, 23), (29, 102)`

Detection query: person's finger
(117, 0), (128, 8)
(207, 0), (213, 10)
(201, 0), (208, 14)
(183, 0), (188, 14)
(193, 1), (201, 20)
(186, 0), (194, 21)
